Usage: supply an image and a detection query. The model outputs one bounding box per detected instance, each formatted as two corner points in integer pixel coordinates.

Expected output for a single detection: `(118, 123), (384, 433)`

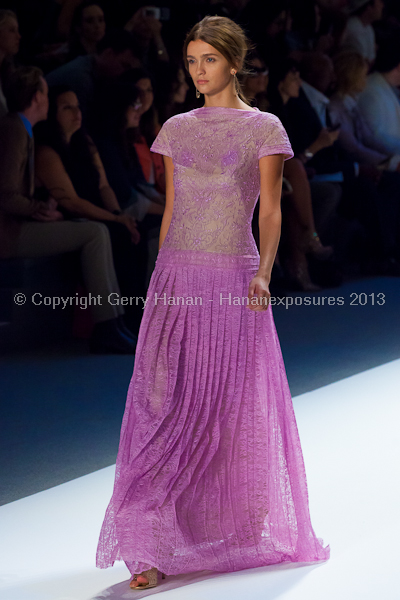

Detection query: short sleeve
(258, 114), (294, 161)
(150, 120), (173, 158)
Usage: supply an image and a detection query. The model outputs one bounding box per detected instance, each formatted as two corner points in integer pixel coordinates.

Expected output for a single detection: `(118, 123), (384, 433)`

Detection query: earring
(232, 70), (238, 96)
(196, 87), (200, 99)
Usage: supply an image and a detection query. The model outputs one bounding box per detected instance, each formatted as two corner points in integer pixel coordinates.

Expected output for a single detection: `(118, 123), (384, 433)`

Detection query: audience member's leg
(309, 182), (342, 239)
(13, 221), (137, 353)
(102, 221), (149, 334)
(14, 221), (121, 323)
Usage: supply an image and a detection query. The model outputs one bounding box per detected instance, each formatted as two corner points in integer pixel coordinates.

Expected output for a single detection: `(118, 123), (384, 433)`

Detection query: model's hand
(247, 275), (271, 311)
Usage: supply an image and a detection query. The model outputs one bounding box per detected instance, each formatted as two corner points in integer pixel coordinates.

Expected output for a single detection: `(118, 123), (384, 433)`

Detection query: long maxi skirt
(96, 247), (330, 576)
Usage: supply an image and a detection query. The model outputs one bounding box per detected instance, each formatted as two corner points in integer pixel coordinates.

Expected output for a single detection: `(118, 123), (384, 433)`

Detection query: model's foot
(129, 574), (149, 588)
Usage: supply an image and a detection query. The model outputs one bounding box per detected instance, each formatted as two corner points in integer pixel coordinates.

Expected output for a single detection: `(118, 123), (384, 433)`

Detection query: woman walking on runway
(96, 15), (330, 590)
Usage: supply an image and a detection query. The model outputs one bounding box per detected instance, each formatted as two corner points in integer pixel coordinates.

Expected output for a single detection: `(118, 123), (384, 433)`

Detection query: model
(96, 15), (330, 591)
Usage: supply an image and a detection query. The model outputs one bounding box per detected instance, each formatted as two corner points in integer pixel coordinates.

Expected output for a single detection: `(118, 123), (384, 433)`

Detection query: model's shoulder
(255, 110), (285, 129)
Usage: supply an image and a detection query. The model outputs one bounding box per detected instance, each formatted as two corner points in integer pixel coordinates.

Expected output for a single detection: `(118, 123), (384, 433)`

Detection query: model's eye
(206, 58), (215, 62)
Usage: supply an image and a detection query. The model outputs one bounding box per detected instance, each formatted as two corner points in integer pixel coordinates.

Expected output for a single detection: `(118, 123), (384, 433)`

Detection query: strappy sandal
(129, 567), (166, 590)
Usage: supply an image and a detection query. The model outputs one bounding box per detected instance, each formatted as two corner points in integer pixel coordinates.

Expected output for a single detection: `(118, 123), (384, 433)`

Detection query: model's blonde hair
(333, 50), (367, 96)
(182, 15), (256, 106)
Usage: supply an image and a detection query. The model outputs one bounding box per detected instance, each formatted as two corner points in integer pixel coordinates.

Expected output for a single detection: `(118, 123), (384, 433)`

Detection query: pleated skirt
(96, 247), (330, 576)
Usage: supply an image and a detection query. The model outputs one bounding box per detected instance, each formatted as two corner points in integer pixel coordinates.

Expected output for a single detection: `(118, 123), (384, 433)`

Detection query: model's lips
(197, 80), (208, 84)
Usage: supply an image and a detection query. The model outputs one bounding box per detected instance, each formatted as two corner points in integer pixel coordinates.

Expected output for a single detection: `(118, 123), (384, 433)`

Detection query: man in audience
(45, 29), (141, 127)
(0, 65), (137, 353)
(357, 36), (400, 155)
(285, 52), (393, 270)
(341, 0), (385, 65)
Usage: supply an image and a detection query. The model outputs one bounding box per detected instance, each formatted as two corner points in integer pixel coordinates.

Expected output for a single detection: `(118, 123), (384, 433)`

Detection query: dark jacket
(0, 113), (41, 257)
(270, 87), (357, 181)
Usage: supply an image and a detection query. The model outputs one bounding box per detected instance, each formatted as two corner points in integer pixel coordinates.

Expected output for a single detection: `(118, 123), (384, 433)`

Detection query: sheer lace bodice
(150, 106), (293, 256)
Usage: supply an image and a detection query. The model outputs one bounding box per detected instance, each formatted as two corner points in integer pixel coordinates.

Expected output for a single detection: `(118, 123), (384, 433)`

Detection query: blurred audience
(0, 65), (137, 353)
(0, 9), (21, 117)
(341, 0), (385, 66)
(1, 0), (400, 350)
(45, 29), (141, 127)
(34, 85), (148, 334)
(93, 81), (165, 222)
(357, 33), (400, 156)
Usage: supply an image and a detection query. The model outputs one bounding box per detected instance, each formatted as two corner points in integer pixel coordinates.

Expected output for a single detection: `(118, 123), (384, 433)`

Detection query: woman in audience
(330, 50), (400, 170)
(241, 51), (270, 112)
(67, 1), (106, 60)
(34, 85), (149, 334)
(266, 57), (335, 290)
(156, 61), (190, 122)
(0, 9), (21, 117)
(330, 50), (400, 266)
(93, 82), (165, 222)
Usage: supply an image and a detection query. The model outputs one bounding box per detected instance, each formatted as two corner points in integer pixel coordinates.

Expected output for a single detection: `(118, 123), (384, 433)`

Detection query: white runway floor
(1, 359), (399, 600)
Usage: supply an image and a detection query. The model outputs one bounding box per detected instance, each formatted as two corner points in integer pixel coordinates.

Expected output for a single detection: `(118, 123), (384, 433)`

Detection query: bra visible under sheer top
(150, 106), (293, 256)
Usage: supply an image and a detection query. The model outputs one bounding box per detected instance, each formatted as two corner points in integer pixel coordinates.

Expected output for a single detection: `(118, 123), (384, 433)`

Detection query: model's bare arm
(247, 154), (284, 311)
(158, 155), (174, 250)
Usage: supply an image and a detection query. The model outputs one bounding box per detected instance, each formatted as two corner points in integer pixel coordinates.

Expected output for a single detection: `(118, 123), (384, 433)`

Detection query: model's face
(135, 77), (153, 113)
(78, 5), (105, 43)
(186, 39), (234, 99)
(56, 91), (82, 136)
(246, 58), (269, 96)
(0, 17), (21, 56)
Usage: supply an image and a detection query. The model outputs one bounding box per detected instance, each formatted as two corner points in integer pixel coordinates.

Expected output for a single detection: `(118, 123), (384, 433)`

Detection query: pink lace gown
(96, 106), (330, 576)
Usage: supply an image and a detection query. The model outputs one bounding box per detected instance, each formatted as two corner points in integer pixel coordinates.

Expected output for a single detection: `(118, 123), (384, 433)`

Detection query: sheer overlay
(96, 107), (330, 576)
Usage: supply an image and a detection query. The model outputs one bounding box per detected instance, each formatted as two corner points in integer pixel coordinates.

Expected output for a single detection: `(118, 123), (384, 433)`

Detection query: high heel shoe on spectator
(129, 568), (166, 589)
(304, 231), (333, 261)
(285, 259), (321, 292)
(89, 318), (137, 354)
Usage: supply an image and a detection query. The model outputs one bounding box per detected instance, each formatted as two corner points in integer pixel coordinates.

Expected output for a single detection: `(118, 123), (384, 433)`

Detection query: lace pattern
(96, 108), (330, 577)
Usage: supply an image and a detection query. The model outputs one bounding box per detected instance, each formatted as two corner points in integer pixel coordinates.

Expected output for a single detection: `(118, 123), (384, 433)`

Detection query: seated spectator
(35, 1), (107, 71)
(67, 1), (106, 59)
(0, 65), (137, 354)
(0, 9), (21, 118)
(330, 50), (400, 262)
(330, 50), (400, 169)
(238, 0), (291, 67)
(155, 61), (190, 122)
(293, 51), (399, 271)
(120, 67), (168, 196)
(124, 5), (169, 70)
(287, 0), (336, 57)
(34, 85), (149, 334)
(267, 57), (337, 291)
(357, 33), (400, 156)
(45, 29), (141, 128)
(241, 51), (270, 112)
(341, 0), (384, 66)
(93, 81), (165, 223)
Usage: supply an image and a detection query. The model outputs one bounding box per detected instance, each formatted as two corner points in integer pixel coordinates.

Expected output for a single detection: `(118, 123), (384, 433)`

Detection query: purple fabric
(96, 107), (329, 576)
